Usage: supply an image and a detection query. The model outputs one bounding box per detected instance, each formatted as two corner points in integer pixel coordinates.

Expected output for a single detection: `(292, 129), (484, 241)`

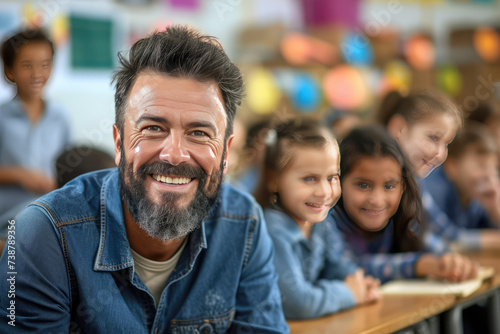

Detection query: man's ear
(387, 114), (408, 141)
(222, 135), (234, 175)
(113, 124), (122, 167)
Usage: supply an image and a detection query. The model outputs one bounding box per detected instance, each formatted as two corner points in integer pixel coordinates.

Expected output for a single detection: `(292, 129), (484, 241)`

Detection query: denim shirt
(419, 166), (491, 250)
(264, 208), (357, 319)
(0, 169), (288, 334)
(331, 206), (424, 283)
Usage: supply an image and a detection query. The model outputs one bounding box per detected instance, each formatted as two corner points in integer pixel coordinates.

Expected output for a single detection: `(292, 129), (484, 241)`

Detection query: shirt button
(199, 323), (213, 334)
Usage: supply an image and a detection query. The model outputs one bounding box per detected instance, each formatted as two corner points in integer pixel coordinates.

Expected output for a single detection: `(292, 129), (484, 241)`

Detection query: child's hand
(364, 275), (382, 303)
(416, 253), (479, 282)
(18, 169), (57, 194)
(344, 268), (366, 304)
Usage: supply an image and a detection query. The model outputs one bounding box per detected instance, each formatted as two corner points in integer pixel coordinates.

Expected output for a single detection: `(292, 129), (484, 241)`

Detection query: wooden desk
(288, 253), (500, 334)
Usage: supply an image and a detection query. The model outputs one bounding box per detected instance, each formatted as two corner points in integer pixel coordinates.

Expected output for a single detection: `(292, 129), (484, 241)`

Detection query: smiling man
(0, 26), (288, 333)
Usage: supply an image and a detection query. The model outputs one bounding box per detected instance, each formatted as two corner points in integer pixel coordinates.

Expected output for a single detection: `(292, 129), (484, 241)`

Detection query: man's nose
(159, 131), (190, 165)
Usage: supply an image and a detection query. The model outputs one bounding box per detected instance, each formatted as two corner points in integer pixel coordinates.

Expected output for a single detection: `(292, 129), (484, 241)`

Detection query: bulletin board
(70, 15), (114, 69)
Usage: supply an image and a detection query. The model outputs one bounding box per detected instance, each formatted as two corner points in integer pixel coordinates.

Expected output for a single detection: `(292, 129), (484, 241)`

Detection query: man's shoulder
(216, 182), (262, 219)
(35, 169), (116, 225)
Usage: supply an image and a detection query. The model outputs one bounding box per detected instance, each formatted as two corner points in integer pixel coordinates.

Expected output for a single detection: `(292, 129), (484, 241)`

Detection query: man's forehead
(126, 73), (227, 125)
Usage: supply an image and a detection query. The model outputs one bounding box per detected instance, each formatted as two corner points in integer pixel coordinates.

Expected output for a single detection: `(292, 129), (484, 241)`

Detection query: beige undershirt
(131, 237), (188, 306)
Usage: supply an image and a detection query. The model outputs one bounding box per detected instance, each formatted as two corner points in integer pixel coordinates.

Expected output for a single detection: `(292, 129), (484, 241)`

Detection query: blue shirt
(0, 97), (70, 236)
(419, 167), (484, 250)
(265, 208), (357, 319)
(330, 206), (424, 283)
(0, 169), (288, 334)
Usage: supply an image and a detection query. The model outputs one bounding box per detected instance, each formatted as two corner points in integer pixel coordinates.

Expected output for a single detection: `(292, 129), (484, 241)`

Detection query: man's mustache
(137, 161), (206, 180)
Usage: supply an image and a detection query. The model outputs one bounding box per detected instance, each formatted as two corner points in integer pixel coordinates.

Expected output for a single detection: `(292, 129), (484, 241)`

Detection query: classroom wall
(0, 0), (499, 154)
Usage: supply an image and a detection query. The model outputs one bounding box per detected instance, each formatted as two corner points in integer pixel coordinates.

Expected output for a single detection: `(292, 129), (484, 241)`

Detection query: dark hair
(1, 29), (54, 83)
(56, 146), (116, 188)
(377, 90), (463, 131)
(255, 118), (338, 208)
(339, 125), (422, 253)
(448, 121), (498, 159)
(466, 101), (500, 124)
(112, 25), (244, 141)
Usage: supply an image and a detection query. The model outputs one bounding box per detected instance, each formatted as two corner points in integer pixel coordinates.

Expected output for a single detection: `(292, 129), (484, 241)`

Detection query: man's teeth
(152, 174), (191, 185)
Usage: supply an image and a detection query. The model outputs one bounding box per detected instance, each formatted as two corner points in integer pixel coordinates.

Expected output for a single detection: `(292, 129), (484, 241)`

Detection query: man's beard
(118, 146), (225, 241)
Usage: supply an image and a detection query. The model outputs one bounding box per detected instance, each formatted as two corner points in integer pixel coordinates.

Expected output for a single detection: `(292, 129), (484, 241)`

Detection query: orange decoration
(281, 33), (338, 66)
(405, 34), (435, 71)
(323, 65), (369, 111)
(474, 26), (500, 63)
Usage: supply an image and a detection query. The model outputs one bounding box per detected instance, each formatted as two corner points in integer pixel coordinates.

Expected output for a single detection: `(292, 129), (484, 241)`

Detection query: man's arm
(229, 205), (289, 334)
(0, 204), (71, 333)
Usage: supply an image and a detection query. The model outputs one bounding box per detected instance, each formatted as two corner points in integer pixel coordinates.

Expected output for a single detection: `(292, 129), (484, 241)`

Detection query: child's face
(6, 42), (52, 97)
(342, 156), (404, 232)
(396, 114), (457, 179)
(447, 148), (499, 203)
(276, 144), (341, 226)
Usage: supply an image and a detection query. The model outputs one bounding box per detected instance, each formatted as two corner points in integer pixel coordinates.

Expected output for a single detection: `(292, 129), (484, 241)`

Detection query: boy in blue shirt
(0, 29), (70, 238)
(421, 122), (500, 248)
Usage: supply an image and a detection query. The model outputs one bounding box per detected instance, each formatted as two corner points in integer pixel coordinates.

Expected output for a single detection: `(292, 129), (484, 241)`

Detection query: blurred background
(1, 0), (500, 157)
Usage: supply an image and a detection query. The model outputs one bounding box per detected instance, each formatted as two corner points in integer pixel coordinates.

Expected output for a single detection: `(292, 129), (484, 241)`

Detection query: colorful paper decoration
(323, 65), (369, 111)
(246, 68), (282, 115)
(300, 0), (361, 28)
(405, 34), (435, 71)
(437, 65), (462, 97)
(473, 26), (500, 63)
(383, 61), (412, 95)
(291, 73), (322, 113)
(341, 32), (373, 66)
(168, 0), (200, 11)
(280, 33), (338, 66)
(51, 14), (69, 46)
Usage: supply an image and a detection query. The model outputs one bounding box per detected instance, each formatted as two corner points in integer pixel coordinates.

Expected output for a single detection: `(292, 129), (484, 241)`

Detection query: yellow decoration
(383, 61), (411, 95)
(438, 65), (462, 98)
(246, 68), (281, 115)
(51, 15), (69, 46)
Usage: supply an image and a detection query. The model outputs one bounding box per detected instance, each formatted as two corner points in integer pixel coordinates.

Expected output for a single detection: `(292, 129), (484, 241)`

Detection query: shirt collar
(93, 169), (209, 272)
(266, 208), (307, 244)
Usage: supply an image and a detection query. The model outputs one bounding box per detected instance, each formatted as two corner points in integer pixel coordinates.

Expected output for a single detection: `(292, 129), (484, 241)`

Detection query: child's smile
(275, 144), (341, 226)
(341, 156), (404, 232)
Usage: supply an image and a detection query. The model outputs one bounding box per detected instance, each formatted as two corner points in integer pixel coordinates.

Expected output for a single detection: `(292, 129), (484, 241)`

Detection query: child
(467, 101), (500, 160)
(330, 125), (478, 283)
(257, 119), (381, 319)
(421, 122), (500, 231)
(378, 90), (500, 251)
(0, 29), (70, 237)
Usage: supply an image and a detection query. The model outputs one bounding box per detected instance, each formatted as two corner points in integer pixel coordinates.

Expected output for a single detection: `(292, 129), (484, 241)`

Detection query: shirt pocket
(170, 308), (235, 334)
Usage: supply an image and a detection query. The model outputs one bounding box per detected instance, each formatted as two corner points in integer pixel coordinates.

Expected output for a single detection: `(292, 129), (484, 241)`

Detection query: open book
(381, 267), (495, 298)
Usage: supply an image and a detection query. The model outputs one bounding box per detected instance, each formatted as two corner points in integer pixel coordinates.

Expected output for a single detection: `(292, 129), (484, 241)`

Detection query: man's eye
(145, 125), (161, 131)
(192, 130), (207, 137)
